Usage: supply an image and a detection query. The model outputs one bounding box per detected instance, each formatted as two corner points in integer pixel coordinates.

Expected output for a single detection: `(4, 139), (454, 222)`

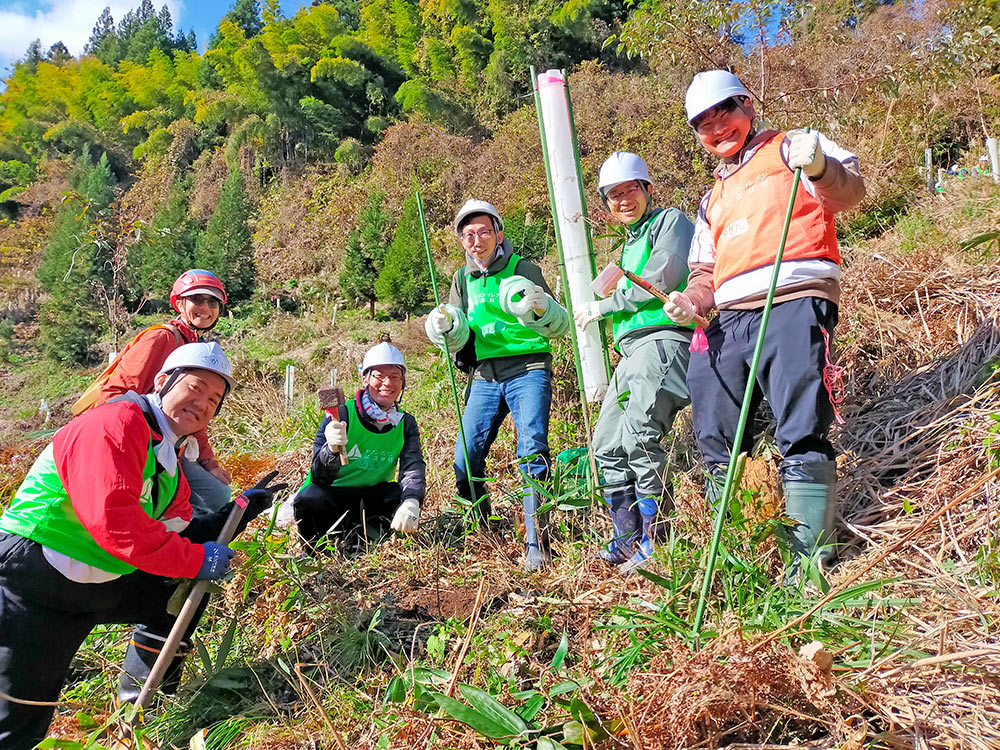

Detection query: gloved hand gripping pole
(692, 130), (811, 638)
(128, 470), (286, 722)
(416, 190), (478, 509)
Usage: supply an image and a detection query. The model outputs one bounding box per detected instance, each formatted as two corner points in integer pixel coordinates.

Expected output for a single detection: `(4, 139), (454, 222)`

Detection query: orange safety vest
(706, 132), (840, 290)
(70, 324), (183, 416)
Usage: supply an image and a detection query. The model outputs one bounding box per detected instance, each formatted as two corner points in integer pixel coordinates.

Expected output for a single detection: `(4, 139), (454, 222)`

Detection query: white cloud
(0, 0), (185, 72)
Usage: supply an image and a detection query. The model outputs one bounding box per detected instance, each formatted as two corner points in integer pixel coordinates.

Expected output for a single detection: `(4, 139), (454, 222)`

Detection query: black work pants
(0, 532), (182, 750)
(688, 297), (839, 469)
(293, 481), (401, 549)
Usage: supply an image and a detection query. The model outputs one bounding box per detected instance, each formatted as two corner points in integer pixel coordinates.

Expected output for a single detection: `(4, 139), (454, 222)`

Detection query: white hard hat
(453, 199), (504, 234)
(597, 151), (651, 197)
(360, 341), (406, 376)
(157, 342), (236, 400)
(685, 70), (751, 125)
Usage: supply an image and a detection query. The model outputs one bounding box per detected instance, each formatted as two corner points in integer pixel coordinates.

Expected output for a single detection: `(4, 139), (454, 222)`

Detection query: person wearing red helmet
(94, 270), (232, 512)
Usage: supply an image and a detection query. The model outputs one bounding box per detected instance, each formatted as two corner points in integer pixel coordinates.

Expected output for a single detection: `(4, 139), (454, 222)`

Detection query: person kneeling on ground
(424, 199), (570, 572)
(0, 343), (286, 749)
(293, 341), (426, 553)
(575, 151), (695, 575)
(667, 70), (865, 581)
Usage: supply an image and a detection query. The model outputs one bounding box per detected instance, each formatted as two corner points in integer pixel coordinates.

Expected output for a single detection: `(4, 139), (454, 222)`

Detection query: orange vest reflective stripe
(706, 132), (840, 290)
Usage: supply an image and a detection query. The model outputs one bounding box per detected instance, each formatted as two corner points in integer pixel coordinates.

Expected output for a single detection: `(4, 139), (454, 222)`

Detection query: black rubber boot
(598, 485), (639, 565)
(523, 488), (547, 572)
(117, 626), (190, 705)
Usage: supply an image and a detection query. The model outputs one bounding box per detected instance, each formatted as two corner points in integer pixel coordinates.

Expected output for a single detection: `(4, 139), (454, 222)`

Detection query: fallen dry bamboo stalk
(445, 576), (487, 698)
(749, 464), (1000, 654)
(295, 662), (348, 750)
(878, 647), (1000, 679)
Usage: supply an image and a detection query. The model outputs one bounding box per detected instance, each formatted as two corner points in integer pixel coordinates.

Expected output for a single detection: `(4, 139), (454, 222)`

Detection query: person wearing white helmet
(0, 343), (287, 746)
(424, 199), (569, 572)
(292, 339), (426, 552)
(575, 151), (695, 574)
(666, 70), (866, 582)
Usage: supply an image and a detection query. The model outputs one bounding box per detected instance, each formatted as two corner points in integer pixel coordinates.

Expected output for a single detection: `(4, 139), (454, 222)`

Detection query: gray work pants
(592, 331), (691, 497)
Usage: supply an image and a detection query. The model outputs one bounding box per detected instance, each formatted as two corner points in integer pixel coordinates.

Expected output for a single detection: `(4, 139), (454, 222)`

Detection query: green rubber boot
(780, 459), (837, 583)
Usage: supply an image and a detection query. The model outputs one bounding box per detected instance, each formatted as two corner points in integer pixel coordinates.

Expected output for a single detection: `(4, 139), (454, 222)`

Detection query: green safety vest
(465, 253), (551, 361)
(611, 209), (695, 345)
(299, 398), (406, 492)
(0, 440), (180, 575)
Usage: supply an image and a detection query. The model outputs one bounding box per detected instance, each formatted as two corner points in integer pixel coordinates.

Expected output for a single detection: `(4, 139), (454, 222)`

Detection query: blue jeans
(181, 460), (231, 513)
(454, 369), (552, 500)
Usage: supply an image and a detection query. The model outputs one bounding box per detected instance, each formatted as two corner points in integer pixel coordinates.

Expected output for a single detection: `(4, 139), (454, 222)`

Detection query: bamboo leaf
(518, 692), (545, 722)
(431, 692), (514, 740)
(458, 683), (529, 735)
(215, 617), (238, 671)
(551, 631), (569, 669)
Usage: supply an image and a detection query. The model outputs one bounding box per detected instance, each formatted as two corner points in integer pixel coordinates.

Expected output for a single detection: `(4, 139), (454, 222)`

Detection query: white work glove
(573, 301), (604, 330)
(427, 305), (454, 335)
(787, 129), (826, 178)
(508, 283), (548, 319)
(183, 435), (200, 462)
(663, 291), (696, 326)
(522, 285), (548, 317)
(390, 497), (421, 533)
(324, 420), (347, 453)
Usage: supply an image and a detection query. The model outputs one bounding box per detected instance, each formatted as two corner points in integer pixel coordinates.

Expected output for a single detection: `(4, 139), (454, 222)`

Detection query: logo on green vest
(347, 444), (362, 459)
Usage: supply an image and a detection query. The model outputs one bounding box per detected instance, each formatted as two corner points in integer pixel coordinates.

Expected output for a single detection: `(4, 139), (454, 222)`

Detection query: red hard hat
(170, 270), (228, 312)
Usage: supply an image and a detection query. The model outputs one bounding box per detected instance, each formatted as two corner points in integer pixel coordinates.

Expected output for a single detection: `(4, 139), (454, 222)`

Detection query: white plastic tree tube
(536, 68), (608, 402)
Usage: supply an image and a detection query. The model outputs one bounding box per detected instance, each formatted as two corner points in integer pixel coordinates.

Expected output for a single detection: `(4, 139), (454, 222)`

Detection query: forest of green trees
(1, 0), (998, 363)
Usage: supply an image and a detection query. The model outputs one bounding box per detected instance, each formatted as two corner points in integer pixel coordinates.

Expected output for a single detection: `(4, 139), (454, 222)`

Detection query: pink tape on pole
(234, 493), (248, 508)
(689, 327), (709, 354)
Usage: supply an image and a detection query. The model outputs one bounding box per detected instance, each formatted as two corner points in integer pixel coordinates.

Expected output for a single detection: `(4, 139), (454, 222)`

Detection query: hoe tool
(592, 262), (709, 327)
(127, 471), (287, 728)
(317, 384), (348, 465)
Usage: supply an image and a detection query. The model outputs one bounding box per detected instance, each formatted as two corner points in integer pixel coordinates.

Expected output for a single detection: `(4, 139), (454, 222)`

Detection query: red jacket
(52, 397), (205, 578)
(97, 319), (217, 468)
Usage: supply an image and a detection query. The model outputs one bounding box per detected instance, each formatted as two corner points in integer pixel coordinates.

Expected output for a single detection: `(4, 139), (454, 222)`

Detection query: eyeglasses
(461, 229), (494, 243)
(183, 294), (221, 308)
(606, 183), (643, 206)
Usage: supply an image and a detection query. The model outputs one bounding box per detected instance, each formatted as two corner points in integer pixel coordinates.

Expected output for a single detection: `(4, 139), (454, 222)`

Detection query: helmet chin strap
(157, 368), (230, 416)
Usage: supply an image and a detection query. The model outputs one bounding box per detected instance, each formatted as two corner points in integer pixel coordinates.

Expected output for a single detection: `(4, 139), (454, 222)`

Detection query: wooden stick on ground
(445, 577), (487, 698)
(295, 662), (348, 750)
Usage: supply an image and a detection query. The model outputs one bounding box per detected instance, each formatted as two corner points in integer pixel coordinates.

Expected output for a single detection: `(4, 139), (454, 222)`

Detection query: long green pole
(530, 65), (598, 494)
(415, 191), (478, 509)
(692, 135), (810, 636)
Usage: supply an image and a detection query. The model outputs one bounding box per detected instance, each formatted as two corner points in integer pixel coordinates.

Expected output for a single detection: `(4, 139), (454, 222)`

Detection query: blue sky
(0, 0), (313, 74)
